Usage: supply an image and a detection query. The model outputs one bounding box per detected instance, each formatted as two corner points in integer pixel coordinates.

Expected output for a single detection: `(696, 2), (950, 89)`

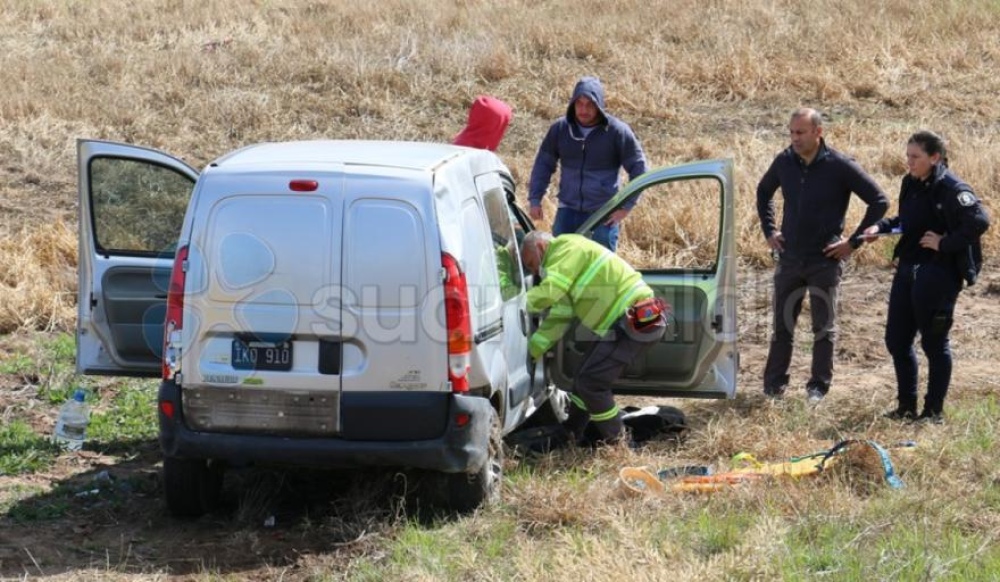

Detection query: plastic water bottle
(54, 389), (90, 451)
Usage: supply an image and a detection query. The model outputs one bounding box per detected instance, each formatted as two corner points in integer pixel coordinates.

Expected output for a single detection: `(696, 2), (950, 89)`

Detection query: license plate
(232, 338), (293, 371)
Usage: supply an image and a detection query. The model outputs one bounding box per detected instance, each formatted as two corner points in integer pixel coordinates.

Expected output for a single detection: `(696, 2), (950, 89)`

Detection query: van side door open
(552, 159), (738, 399)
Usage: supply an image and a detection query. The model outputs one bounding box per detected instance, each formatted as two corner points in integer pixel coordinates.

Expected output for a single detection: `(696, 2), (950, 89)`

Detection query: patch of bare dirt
(736, 262), (1000, 404)
(2, 264), (999, 580)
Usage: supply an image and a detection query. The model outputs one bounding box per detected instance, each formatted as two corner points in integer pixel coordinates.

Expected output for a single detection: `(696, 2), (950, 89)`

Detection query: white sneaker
(806, 388), (825, 405)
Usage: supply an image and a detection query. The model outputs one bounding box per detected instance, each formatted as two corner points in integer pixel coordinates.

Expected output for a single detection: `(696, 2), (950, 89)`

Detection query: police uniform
(877, 163), (990, 419)
(526, 234), (665, 442)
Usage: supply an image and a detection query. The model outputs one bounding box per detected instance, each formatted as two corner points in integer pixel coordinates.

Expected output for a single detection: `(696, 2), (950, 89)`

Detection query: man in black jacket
(757, 108), (889, 403)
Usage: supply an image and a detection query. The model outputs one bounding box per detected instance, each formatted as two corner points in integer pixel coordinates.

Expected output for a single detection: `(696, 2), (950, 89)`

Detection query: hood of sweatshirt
(452, 95), (513, 151)
(565, 76), (608, 126)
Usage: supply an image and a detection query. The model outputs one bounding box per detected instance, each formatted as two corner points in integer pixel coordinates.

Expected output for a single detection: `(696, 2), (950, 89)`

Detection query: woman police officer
(860, 130), (990, 423)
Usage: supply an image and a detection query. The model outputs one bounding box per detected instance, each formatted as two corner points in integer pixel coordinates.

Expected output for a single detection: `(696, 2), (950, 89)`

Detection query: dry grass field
(2, 1), (1000, 580)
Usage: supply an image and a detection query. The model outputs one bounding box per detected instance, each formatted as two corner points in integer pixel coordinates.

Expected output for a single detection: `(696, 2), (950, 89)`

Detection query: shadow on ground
(0, 436), (453, 578)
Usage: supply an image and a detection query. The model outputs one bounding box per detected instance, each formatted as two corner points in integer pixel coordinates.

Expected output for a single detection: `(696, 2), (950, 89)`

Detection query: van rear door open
(76, 139), (197, 377)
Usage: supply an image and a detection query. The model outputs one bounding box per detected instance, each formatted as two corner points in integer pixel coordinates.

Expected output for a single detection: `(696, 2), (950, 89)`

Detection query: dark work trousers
(564, 314), (665, 441)
(763, 257), (843, 394)
(884, 262), (960, 414)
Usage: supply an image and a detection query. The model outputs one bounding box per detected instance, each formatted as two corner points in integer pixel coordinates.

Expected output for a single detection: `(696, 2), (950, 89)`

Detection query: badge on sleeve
(958, 191), (977, 207)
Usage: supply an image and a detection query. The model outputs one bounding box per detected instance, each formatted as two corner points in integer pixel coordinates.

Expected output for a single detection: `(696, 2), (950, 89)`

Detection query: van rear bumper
(157, 381), (492, 474)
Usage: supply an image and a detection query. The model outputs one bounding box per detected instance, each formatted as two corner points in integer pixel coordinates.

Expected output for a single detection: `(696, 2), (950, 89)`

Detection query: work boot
(916, 409), (945, 425)
(561, 405), (590, 445)
(587, 426), (639, 451)
(578, 410), (627, 450)
(763, 385), (787, 400)
(916, 400), (944, 424)
(882, 406), (918, 421)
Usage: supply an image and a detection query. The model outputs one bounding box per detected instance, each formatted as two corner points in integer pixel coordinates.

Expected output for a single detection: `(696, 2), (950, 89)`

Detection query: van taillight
(289, 179), (319, 192)
(442, 253), (471, 393)
(162, 244), (188, 380)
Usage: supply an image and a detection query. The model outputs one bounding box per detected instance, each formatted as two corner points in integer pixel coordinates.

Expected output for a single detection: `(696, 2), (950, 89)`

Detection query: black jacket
(757, 139), (888, 260)
(877, 163), (990, 283)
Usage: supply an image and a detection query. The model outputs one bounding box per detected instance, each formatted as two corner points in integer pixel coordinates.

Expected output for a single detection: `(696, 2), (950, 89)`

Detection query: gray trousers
(565, 314), (665, 441)
(763, 257), (842, 394)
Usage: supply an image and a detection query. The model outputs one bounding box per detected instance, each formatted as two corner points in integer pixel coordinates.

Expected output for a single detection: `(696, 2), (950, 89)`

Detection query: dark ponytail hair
(908, 130), (949, 167)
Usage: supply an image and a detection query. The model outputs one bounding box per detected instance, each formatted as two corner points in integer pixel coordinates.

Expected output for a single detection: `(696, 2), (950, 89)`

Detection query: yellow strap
(731, 452), (761, 467)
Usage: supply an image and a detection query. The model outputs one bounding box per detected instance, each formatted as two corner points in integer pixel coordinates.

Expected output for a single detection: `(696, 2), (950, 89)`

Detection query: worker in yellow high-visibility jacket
(520, 231), (667, 445)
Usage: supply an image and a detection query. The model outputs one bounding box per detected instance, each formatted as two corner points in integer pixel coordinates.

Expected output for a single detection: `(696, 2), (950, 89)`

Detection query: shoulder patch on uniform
(958, 191), (976, 207)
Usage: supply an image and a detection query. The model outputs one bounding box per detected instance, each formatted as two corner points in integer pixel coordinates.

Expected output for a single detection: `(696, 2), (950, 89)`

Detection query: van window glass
(207, 197), (332, 308)
(89, 157), (192, 255)
(482, 187), (523, 300)
(461, 199), (500, 310)
(618, 177), (722, 272)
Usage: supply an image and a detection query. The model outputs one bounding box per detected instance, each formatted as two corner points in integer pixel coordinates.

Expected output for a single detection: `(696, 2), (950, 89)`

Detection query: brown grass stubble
(0, 1), (999, 577)
(2, 0), (999, 334)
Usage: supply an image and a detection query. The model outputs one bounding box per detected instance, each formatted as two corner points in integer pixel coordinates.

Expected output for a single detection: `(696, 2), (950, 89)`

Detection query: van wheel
(163, 456), (224, 518)
(443, 409), (503, 514)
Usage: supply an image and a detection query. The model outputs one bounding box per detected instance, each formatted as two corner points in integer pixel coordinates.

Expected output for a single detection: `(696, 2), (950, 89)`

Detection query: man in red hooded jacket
(453, 95), (513, 152)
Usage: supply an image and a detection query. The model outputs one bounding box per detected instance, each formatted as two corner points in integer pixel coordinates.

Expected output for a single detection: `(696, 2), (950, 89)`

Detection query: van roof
(212, 140), (471, 172)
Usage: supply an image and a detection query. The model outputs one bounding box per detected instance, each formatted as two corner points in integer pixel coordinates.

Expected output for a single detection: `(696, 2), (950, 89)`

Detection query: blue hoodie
(528, 76), (647, 212)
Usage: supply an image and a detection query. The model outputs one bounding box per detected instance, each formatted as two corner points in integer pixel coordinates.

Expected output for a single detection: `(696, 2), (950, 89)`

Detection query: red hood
(452, 96), (513, 152)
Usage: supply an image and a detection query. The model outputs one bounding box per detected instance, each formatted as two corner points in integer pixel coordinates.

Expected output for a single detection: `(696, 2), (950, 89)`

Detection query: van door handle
(711, 314), (723, 332)
(519, 309), (528, 336)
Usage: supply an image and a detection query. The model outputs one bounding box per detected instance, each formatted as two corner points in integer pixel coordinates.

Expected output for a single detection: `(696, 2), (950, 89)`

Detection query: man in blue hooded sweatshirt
(528, 76), (648, 252)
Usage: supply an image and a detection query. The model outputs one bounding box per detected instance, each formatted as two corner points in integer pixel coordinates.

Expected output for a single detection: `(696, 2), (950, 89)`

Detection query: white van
(76, 139), (738, 516)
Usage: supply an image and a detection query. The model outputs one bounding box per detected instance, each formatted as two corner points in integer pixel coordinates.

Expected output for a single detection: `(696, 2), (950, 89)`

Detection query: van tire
(163, 456), (224, 518)
(442, 409), (503, 514)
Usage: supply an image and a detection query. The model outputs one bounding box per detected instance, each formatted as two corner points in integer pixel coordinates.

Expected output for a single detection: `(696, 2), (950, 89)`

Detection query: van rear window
(205, 196), (332, 306)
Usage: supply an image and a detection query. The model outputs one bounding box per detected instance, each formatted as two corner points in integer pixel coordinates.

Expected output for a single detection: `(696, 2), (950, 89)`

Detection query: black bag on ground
(504, 424), (572, 455)
(580, 404), (688, 445)
(505, 405), (688, 453)
(620, 405), (688, 443)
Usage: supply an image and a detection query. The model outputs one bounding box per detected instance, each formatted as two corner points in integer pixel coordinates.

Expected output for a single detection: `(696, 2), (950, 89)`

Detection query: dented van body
(77, 139), (739, 516)
(77, 140), (551, 514)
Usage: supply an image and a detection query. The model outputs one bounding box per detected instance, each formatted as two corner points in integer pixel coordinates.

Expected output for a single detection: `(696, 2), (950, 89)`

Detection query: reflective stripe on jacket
(526, 234), (652, 359)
